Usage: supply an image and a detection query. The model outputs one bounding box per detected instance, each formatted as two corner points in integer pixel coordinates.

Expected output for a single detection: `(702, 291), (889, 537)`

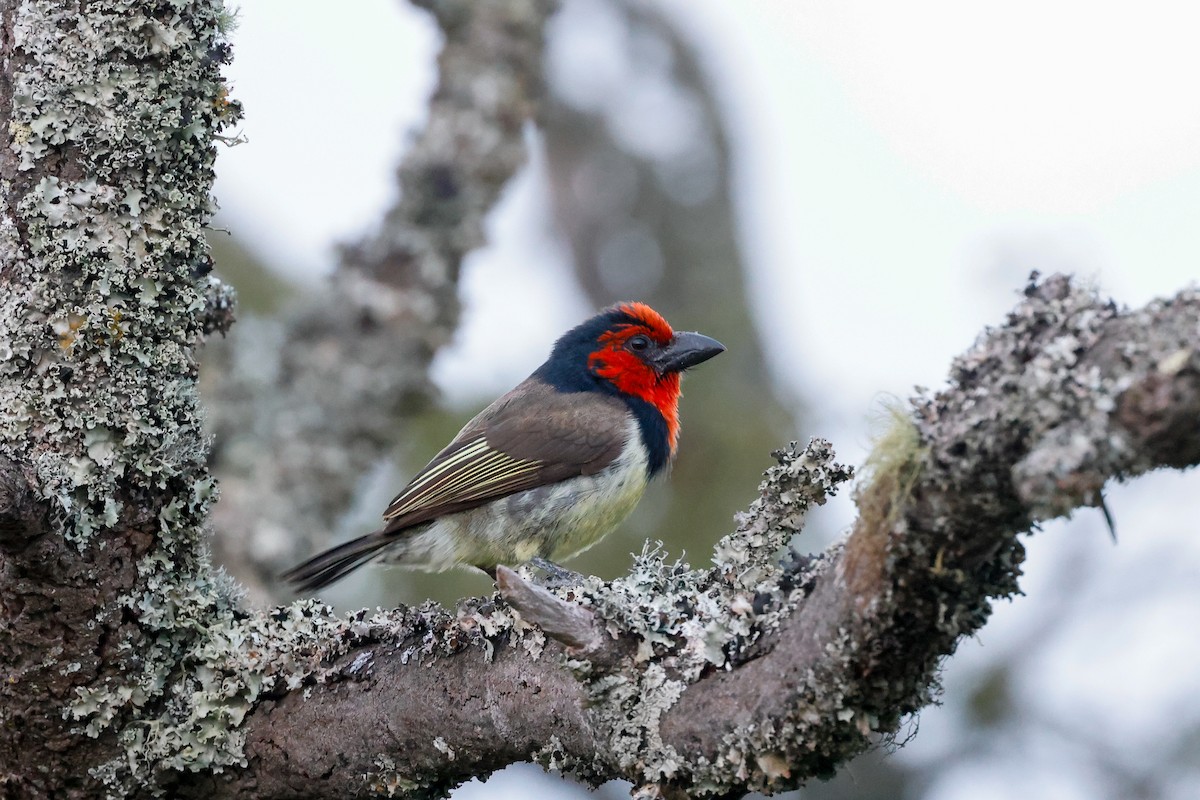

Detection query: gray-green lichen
(0, 0), (285, 791)
(70, 584), (339, 780)
(1000, 281), (1135, 516)
(0, 0), (241, 542)
(68, 585), (496, 792)
(924, 274), (1197, 522)
(366, 754), (419, 797)
(715, 438), (852, 589)
(551, 440), (852, 787)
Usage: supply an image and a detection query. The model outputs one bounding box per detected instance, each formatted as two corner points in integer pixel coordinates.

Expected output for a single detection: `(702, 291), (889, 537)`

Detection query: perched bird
(282, 302), (724, 592)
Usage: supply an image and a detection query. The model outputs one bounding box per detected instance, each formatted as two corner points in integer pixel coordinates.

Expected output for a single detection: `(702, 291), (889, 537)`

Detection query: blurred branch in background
(203, 0), (558, 604)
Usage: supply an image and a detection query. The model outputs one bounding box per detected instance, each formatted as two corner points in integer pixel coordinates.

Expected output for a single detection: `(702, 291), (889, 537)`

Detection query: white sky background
(215, 1), (1200, 797)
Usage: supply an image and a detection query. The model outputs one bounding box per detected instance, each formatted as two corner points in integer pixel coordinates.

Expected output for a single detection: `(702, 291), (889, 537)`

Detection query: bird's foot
(528, 557), (585, 589)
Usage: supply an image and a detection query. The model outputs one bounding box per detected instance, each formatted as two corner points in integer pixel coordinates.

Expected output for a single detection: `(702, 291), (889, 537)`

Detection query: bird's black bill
(653, 331), (726, 373)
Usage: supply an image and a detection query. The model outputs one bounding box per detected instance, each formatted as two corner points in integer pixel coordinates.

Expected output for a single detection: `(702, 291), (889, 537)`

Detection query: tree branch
(193, 276), (1200, 799)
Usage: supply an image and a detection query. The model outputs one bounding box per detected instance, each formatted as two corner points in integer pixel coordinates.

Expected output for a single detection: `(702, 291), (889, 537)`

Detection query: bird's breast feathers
(537, 418), (650, 561)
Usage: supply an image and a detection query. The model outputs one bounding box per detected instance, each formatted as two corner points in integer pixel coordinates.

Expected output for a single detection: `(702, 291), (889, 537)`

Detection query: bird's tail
(280, 531), (392, 593)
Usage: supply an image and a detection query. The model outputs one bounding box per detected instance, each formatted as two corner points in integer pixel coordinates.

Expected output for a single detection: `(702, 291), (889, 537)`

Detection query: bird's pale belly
(381, 430), (651, 571)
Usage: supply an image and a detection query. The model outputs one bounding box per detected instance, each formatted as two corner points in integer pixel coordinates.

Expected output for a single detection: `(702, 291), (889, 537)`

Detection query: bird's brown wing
(381, 379), (629, 533)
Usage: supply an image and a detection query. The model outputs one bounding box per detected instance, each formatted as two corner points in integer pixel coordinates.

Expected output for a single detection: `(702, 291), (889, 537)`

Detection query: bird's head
(537, 302), (725, 457)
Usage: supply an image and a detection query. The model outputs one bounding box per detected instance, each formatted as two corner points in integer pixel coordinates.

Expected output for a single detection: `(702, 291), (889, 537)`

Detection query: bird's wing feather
(381, 379), (629, 532)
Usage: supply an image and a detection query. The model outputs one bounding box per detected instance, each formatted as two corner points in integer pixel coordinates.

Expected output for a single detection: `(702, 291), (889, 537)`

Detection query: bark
(2, 2), (1199, 799)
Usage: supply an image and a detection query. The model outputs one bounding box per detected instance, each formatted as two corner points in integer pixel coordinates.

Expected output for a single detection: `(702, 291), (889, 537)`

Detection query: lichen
(549, 440), (852, 788)
(365, 754), (421, 798)
(68, 579), (510, 794)
(69, 578), (336, 759)
(0, 0), (241, 545)
(714, 438), (853, 589)
(859, 401), (926, 525)
(532, 734), (570, 773)
(936, 274), (1126, 519)
(0, 0), (358, 792)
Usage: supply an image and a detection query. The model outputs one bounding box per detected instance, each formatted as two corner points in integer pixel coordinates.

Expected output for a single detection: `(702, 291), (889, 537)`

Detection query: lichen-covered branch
(204, 0), (559, 602)
(186, 276), (1199, 799)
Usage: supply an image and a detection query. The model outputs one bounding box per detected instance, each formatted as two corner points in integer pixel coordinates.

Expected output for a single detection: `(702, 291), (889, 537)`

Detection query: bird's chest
(547, 457), (649, 560)
(489, 439), (650, 562)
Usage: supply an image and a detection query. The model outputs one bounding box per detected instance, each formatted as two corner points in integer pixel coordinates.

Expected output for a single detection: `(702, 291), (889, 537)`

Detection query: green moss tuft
(860, 399), (927, 522)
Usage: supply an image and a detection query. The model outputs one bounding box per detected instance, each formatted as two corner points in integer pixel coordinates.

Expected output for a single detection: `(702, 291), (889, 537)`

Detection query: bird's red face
(587, 303), (724, 454)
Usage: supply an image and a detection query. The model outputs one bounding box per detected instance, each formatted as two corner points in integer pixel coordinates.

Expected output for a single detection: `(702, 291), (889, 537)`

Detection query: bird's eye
(627, 335), (651, 352)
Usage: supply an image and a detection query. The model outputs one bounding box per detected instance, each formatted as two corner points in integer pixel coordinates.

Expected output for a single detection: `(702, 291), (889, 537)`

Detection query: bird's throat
(588, 349), (682, 470)
(612, 372), (681, 475)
